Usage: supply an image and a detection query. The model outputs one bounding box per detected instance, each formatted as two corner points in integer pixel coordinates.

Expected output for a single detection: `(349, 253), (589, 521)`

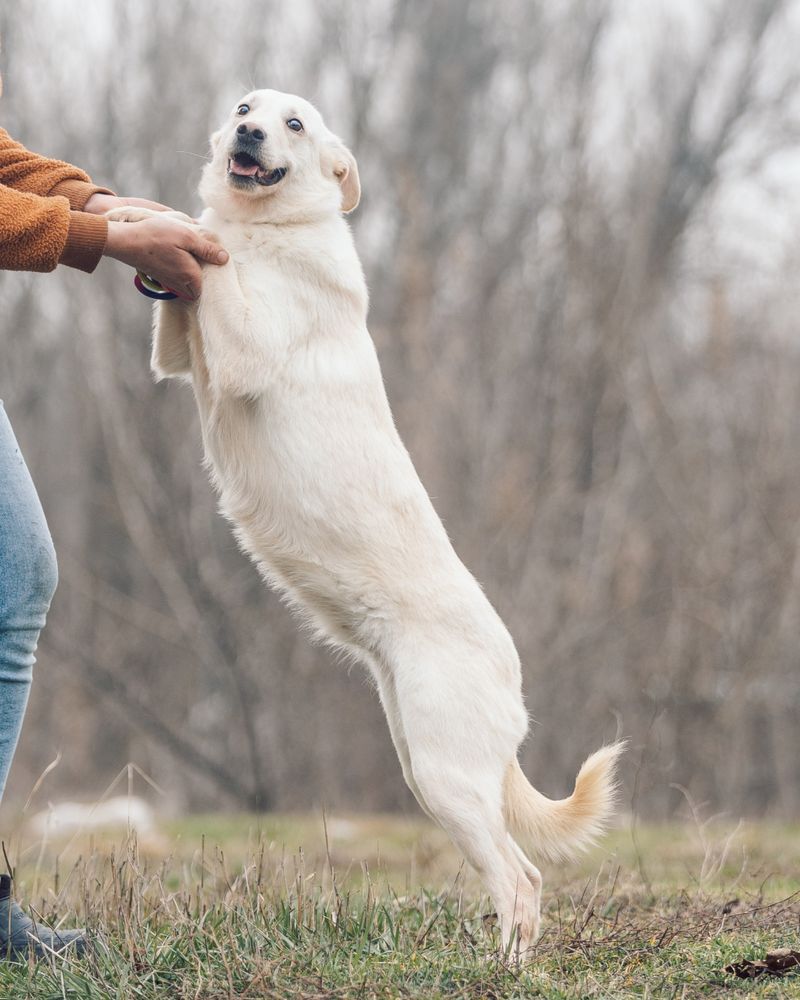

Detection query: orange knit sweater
(0, 128), (114, 273)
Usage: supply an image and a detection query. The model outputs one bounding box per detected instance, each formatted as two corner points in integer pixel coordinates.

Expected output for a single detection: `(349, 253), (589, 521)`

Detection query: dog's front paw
(105, 207), (197, 226)
(161, 210), (198, 226)
(105, 206), (162, 224)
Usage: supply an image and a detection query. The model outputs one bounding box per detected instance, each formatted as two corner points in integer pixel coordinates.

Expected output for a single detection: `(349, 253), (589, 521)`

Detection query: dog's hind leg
(407, 749), (541, 957)
(388, 640), (539, 956)
(508, 836), (543, 940)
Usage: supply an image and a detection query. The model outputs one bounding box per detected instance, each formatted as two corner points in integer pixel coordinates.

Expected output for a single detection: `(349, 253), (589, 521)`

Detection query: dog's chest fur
(204, 210), (367, 328)
(175, 210), (440, 646)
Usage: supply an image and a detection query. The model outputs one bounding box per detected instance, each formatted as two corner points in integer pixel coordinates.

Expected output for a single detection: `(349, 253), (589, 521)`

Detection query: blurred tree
(1, 0), (799, 819)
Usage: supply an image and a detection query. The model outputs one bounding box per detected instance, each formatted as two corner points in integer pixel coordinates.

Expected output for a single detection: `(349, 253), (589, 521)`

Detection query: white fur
(108, 88), (623, 957)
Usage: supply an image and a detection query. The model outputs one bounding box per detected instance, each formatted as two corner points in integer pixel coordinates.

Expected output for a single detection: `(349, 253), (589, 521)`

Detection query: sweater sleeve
(0, 127), (110, 198)
(0, 184), (109, 272)
(0, 128), (113, 272)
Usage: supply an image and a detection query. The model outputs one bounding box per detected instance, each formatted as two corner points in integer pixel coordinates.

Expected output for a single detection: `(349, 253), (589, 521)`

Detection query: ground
(0, 813), (798, 998)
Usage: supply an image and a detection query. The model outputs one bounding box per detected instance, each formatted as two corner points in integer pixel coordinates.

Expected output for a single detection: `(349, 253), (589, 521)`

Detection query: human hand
(104, 216), (228, 301)
(84, 192), (174, 215)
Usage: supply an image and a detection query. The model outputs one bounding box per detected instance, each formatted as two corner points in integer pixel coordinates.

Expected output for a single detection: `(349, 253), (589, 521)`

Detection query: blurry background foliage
(2, 0), (800, 819)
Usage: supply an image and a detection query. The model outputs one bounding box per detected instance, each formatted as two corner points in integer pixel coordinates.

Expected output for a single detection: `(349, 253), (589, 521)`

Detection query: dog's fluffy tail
(502, 742), (626, 863)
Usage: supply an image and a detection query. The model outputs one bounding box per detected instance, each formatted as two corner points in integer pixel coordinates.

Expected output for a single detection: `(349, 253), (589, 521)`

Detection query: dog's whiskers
(176, 150), (212, 161)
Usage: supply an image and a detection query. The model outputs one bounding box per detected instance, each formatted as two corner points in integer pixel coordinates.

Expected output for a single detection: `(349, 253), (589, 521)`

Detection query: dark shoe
(0, 874), (86, 960)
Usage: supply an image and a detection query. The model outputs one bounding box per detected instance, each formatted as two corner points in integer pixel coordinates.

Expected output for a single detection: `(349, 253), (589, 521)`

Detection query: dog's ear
(325, 141), (361, 214)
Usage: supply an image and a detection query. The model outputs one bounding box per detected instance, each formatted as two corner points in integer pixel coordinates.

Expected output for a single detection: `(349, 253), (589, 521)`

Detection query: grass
(0, 811), (798, 998)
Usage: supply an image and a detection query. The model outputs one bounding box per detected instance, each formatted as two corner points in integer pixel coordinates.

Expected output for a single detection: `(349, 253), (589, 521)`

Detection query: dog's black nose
(237, 123), (265, 142)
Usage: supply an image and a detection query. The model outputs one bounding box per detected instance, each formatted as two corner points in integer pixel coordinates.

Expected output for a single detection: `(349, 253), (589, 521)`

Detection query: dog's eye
(287, 118), (304, 132)
(236, 104), (250, 116)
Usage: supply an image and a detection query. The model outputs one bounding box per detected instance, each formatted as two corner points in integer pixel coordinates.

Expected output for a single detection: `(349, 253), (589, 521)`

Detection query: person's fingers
(144, 251), (200, 301)
(181, 228), (229, 265)
(198, 241), (229, 265)
(181, 255), (207, 300)
(169, 259), (201, 301)
(197, 227), (222, 244)
(173, 282), (198, 302)
(106, 216), (225, 297)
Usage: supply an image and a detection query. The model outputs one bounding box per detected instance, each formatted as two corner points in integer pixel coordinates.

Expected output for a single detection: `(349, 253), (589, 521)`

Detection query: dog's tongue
(230, 157), (260, 177)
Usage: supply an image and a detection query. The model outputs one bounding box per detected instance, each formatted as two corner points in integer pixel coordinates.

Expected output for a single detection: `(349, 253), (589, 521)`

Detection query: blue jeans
(0, 402), (58, 803)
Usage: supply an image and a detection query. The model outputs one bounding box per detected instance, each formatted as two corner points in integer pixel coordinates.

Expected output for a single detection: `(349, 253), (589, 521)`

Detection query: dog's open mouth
(227, 152), (287, 187)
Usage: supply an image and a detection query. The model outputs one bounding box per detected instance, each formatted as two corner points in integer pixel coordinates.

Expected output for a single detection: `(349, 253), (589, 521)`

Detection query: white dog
(109, 89), (623, 956)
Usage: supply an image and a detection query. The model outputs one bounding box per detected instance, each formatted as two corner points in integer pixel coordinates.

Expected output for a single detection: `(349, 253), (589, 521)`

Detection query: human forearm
(0, 127), (114, 271)
(0, 173), (227, 285)
(0, 184), (108, 272)
(0, 130), (229, 281)
(0, 185), (68, 271)
(0, 128), (111, 201)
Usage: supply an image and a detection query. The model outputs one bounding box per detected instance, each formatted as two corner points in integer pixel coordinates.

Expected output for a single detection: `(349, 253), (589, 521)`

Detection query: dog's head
(199, 89), (360, 224)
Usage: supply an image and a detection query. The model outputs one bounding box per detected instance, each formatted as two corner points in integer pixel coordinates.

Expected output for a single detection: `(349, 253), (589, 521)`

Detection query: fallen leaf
(725, 948), (800, 979)
(765, 949), (800, 973)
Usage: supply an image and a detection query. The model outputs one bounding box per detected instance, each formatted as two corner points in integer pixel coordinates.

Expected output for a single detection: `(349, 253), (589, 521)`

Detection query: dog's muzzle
(227, 142), (287, 187)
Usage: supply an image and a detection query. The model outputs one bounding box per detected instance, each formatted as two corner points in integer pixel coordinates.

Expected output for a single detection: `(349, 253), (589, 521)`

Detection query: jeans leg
(0, 402), (58, 803)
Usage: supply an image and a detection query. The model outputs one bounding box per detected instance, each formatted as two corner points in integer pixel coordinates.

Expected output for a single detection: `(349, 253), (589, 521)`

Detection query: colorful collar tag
(134, 271), (178, 300)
